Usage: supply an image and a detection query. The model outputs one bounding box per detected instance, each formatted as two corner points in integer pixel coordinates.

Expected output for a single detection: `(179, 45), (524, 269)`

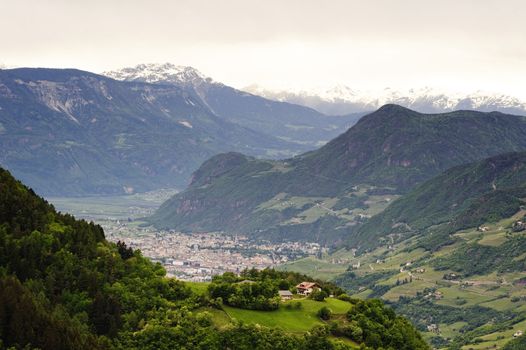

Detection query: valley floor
(48, 191), (322, 281)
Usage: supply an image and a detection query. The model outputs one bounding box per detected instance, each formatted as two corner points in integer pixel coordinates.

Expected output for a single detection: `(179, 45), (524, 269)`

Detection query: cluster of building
(101, 219), (323, 281)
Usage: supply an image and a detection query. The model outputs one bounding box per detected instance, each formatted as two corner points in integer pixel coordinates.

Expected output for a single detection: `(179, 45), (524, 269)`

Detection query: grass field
(193, 295), (361, 348)
(209, 298), (353, 333)
(186, 281), (210, 295)
(462, 318), (526, 350)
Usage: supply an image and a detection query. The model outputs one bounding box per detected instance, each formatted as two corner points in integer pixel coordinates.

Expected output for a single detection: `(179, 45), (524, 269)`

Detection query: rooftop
(279, 290), (293, 296)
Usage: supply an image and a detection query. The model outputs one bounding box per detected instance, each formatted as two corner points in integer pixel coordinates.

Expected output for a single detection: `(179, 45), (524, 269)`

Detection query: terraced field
(278, 210), (526, 349)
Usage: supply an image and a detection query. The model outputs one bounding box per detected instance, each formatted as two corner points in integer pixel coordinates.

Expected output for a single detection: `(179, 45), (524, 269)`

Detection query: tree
(116, 241), (134, 260)
(318, 306), (332, 320)
(310, 289), (328, 301)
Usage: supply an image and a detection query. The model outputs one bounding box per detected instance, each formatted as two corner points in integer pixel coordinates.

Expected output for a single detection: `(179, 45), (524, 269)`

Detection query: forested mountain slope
(150, 105), (526, 243)
(0, 167), (428, 350)
(352, 152), (526, 251)
(281, 153), (526, 348)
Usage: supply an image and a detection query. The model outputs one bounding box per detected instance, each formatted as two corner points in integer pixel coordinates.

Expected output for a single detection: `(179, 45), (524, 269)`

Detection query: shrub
(310, 290), (328, 301)
(318, 306), (332, 320)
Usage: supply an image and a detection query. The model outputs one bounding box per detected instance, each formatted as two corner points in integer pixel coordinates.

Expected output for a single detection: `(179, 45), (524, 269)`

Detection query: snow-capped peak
(244, 84), (526, 115)
(103, 63), (211, 86)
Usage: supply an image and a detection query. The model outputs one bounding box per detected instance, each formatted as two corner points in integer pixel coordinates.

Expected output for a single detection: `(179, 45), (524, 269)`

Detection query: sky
(1, 0), (525, 98)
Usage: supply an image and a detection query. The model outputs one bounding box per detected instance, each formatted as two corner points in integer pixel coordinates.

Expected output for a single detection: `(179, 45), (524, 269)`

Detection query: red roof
(296, 282), (318, 289)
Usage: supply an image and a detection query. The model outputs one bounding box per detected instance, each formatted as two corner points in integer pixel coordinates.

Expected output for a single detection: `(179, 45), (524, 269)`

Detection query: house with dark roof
(278, 290), (293, 301)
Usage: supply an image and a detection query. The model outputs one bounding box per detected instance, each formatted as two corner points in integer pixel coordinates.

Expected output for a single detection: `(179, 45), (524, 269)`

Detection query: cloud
(0, 0), (524, 98)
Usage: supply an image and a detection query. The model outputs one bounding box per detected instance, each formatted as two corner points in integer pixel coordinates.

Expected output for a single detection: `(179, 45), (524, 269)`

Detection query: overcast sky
(1, 0), (525, 97)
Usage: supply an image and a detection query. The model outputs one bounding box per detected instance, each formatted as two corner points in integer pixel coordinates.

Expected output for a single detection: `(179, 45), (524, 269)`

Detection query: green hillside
(353, 152), (526, 251)
(503, 334), (526, 350)
(281, 210), (526, 349)
(149, 106), (526, 243)
(0, 167), (428, 350)
(274, 152), (526, 349)
(222, 298), (352, 333)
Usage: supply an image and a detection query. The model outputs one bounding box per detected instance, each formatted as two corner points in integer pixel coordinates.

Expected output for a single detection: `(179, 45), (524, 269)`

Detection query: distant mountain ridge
(104, 63), (363, 147)
(149, 105), (526, 243)
(104, 63), (209, 86)
(245, 85), (526, 116)
(0, 65), (364, 197)
(0, 68), (294, 196)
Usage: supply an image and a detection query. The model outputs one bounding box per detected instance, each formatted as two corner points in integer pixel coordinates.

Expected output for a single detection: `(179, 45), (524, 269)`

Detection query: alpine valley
(3, 65), (526, 350)
(0, 166), (429, 350)
(148, 105), (526, 349)
(4, 2), (526, 350)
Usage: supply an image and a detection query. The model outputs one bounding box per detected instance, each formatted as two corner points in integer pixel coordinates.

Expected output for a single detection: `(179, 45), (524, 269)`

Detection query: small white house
(278, 290), (293, 301)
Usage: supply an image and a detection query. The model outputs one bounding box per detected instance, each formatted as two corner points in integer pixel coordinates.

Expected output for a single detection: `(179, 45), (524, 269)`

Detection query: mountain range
(3, 62), (526, 349)
(104, 63), (362, 148)
(149, 105), (526, 244)
(0, 65), (358, 196)
(245, 85), (526, 116)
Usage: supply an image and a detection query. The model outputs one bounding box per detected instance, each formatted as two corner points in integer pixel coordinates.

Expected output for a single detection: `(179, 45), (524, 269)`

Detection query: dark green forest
(0, 167), (428, 349)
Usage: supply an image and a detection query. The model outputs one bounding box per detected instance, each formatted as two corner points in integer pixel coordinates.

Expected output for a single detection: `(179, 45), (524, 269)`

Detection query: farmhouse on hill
(296, 282), (321, 296)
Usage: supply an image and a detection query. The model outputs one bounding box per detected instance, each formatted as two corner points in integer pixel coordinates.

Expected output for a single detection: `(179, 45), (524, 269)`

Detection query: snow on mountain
(104, 64), (526, 116)
(103, 63), (222, 114)
(103, 63), (212, 87)
(244, 85), (526, 116)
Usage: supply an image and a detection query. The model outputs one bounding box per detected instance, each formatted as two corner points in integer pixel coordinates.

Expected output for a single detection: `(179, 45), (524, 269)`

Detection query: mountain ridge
(149, 106), (526, 243)
(245, 85), (526, 116)
(103, 63), (364, 147)
(0, 67), (294, 196)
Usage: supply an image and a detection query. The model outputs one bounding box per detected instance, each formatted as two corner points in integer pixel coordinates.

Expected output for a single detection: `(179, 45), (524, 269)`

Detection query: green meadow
(219, 298), (352, 333)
